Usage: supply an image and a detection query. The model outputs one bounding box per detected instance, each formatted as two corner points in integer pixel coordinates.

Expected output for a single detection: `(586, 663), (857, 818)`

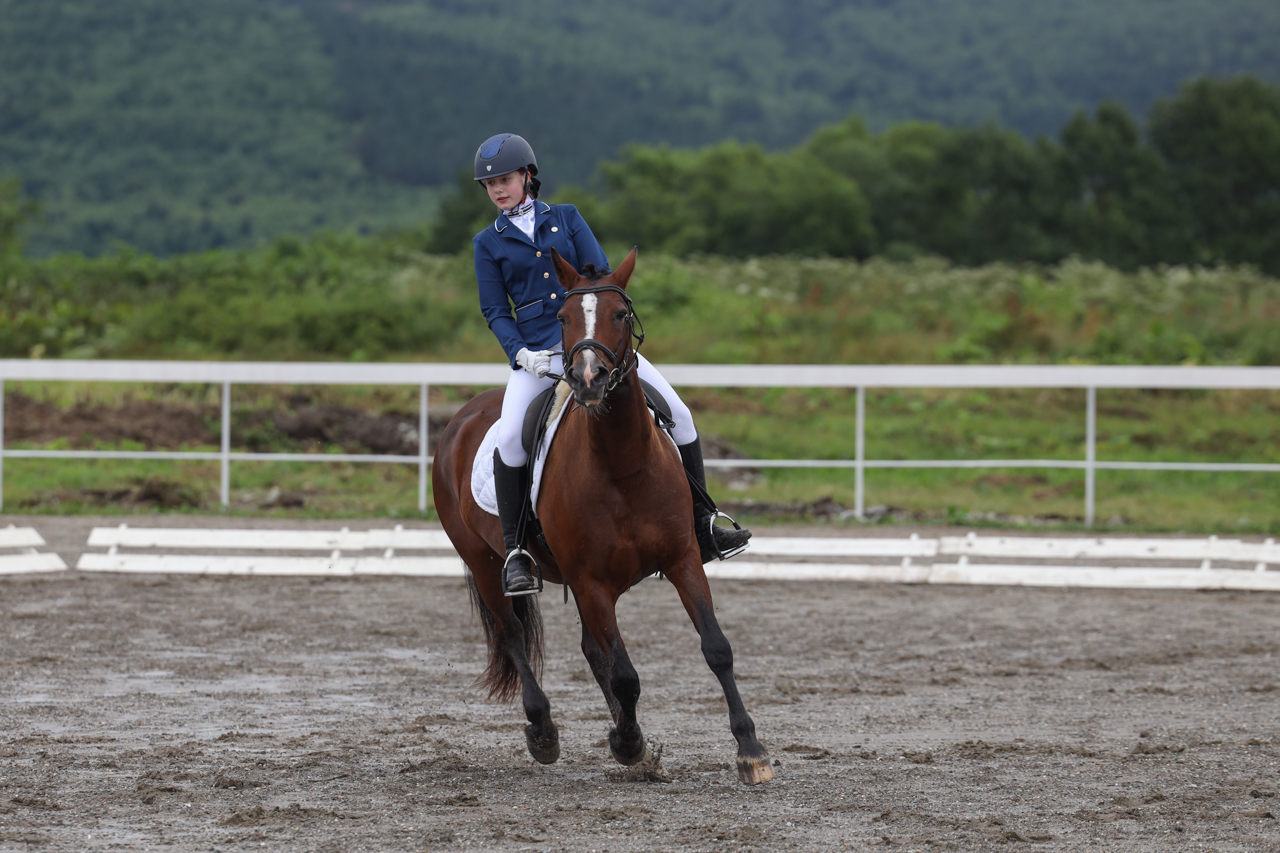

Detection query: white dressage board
(68, 526), (1280, 591)
(0, 525), (68, 575)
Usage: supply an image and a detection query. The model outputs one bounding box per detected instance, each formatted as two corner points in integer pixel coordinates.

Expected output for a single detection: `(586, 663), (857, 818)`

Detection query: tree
(1150, 76), (1280, 273)
(936, 126), (1076, 265)
(590, 142), (874, 258)
(1059, 102), (1190, 268)
(424, 171), (498, 254)
(0, 178), (40, 260)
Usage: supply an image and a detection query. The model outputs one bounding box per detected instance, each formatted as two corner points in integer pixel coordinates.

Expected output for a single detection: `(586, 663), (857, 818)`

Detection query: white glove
(515, 348), (554, 378)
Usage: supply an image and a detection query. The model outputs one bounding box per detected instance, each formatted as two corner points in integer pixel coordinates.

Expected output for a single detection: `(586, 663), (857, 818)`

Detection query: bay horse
(431, 248), (773, 785)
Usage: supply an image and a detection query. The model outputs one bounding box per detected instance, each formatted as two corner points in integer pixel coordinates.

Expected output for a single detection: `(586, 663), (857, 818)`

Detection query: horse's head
(551, 247), (640, 408)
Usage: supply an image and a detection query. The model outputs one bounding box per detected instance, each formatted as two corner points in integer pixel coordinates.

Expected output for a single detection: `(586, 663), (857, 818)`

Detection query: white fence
(2, 360), (1278, 525)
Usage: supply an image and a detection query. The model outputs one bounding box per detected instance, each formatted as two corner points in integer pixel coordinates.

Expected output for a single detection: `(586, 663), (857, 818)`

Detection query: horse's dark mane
(578, 263), (609, 282)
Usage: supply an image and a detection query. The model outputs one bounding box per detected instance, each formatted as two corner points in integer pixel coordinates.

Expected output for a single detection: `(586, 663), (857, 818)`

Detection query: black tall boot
(493, 449), (539, 596)
(678, 437), (752, 563)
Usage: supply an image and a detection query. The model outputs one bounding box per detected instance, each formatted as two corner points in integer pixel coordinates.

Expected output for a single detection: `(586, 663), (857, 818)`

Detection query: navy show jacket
(473, 202), (612, 368)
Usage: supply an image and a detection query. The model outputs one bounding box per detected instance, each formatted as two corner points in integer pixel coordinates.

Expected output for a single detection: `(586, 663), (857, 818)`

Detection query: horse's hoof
(609, 741), (671, 782)
(525, 722), (560, 765)
(737, 755), (775, 785)
(608, 728), (647, 766)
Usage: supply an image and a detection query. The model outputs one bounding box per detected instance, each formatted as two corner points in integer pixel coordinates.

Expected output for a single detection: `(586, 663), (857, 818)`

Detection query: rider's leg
(635, 354), (751, 562)
(494, 355), (561, 595)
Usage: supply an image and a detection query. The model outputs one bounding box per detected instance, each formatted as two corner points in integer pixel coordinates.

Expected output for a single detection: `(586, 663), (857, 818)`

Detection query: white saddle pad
(471, 387), (573, 518)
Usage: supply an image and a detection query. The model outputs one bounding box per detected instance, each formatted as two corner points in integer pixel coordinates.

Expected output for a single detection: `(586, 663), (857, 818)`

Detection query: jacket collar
(493, 202), (553, 240)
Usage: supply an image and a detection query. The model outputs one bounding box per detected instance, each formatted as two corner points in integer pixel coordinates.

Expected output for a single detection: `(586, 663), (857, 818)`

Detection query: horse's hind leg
(666, 563), (773, 785)
(501, 606), (560, 765)
(466, 552), (560, 765)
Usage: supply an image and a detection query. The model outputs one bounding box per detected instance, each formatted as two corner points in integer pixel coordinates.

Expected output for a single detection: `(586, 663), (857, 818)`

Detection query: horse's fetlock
(735, 729), (765, 755)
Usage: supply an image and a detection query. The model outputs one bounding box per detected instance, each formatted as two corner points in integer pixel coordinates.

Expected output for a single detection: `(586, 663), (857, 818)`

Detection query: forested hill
(2, 0), (1279, 257)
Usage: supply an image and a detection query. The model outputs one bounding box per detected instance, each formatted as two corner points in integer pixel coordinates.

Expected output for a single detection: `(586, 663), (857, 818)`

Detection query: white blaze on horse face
(582, 293), (598, 339)
(580, 293), (599, 380)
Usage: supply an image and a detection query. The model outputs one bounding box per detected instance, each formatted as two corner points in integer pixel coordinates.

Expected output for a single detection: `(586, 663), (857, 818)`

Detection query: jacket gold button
(550, 293), (557, 300)
(536, 251), (542, 257)
(543, 272), (550, 278)
(551, 227), (558, 232)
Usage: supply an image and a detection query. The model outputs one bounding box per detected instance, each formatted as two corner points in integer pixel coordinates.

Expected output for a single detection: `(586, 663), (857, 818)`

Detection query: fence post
(419, 383), (429, 514)
(855, 385), (865, 520)
(1085, 385), (1096, 527)
(220, 381), (231, 508)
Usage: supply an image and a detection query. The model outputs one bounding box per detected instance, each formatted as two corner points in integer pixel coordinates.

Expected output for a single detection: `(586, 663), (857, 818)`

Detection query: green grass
(3, 384), (1277, 532)
(693, 387), (1280, 532)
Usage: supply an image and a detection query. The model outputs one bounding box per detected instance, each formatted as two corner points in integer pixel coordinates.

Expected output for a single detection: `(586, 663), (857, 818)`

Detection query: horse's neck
(583, 375), (660, 479)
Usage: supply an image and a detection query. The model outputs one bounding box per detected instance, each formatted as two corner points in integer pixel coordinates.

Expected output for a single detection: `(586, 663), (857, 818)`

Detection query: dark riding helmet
(474, 133), (538, 182)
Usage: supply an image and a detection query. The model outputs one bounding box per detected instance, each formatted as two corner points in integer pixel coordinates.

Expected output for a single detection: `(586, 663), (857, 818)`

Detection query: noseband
(556, 284), (646, 393)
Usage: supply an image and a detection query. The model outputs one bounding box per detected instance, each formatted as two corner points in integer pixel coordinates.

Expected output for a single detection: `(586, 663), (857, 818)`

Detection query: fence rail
(2, 360), (1278, 524)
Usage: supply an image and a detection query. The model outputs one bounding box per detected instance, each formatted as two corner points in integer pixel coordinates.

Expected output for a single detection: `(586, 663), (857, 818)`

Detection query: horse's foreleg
(667, 563), (773, 785)
(578, 594), (649, 766)
(580, 624), (623, 726)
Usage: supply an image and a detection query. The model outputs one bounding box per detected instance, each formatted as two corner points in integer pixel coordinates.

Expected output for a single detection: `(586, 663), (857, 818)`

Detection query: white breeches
(496, 352), (697, 466)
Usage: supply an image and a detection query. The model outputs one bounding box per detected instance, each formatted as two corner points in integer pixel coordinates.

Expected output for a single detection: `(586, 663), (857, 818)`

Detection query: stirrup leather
(503, 548), (543, 597)
(708, 511), (750, 560)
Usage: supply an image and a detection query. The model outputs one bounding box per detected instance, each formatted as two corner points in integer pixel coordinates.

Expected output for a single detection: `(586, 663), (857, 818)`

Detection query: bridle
(551, 284), (646, 393)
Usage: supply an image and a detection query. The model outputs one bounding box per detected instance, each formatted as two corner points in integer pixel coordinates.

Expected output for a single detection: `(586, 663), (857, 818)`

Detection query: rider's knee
(668, 397), (697, 445)
(496, 419), (528, 468)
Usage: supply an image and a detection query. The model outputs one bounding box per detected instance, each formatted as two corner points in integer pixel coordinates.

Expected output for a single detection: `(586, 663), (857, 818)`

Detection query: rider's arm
(563, 205), (611, 275)
(474, 237), (525, 368)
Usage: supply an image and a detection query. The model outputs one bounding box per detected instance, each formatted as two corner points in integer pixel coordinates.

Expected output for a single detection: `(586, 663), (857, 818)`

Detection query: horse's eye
(615, 310), (628, 321)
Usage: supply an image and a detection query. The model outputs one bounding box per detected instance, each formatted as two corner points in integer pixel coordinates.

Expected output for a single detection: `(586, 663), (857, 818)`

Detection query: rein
(548, 284), (646, 393)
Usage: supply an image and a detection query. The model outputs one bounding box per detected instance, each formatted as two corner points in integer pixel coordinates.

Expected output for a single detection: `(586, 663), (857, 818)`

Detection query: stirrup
(503, 548), (543, 597)
(708, 511), (750, 560)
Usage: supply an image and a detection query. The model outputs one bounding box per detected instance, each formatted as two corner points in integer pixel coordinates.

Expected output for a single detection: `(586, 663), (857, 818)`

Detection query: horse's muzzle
(565, 358), (608, 407)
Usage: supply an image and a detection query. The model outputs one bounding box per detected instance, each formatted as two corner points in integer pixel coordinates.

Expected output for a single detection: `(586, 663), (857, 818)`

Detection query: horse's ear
(550, 248), (584, 289)
(610, 247), (638, 291)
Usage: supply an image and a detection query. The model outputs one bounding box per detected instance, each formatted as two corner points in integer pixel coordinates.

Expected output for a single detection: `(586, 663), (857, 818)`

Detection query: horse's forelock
(577, 263), (609, 282)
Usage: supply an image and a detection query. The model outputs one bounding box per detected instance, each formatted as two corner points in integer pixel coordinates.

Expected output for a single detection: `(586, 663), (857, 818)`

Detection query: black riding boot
(678, 437), (752, 563)
(493, 449), (539, 596)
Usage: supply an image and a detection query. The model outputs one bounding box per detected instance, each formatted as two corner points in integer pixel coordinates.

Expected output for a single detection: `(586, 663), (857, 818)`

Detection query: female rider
(472, 133), (750, 596)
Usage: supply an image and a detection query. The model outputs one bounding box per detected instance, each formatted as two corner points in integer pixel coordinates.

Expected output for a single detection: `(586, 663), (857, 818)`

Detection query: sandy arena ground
(2, 515), (1280, 851)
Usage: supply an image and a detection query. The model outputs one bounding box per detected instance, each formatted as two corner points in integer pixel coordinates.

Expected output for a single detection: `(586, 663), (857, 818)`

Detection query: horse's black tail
(465, 566), (544, 702)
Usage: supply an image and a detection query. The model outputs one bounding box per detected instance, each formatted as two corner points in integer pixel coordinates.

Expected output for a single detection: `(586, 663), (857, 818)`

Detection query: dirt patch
(1, 390), (456, 455)
(4, 391), (217, 449)
(3, 558), (1280, 850)
(239, 403), (429, 456)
